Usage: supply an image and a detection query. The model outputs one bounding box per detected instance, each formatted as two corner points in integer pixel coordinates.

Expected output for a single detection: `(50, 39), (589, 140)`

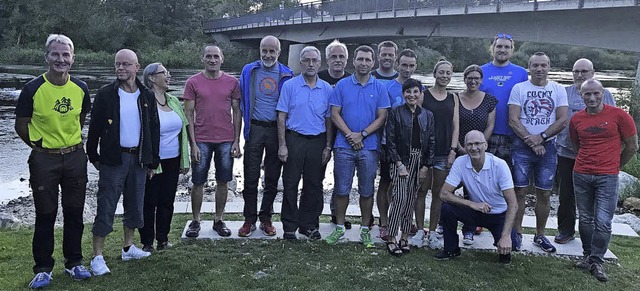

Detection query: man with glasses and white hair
(87, 48), (160, 276)
(183, 45), (242, 239)
(16, 34), (92, 288)
(554, 59), (616, 245)
(277, 46), (334, 240)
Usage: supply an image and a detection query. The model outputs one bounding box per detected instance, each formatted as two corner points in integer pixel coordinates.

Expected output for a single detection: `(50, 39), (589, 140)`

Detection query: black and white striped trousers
(388, 149), (421, 237)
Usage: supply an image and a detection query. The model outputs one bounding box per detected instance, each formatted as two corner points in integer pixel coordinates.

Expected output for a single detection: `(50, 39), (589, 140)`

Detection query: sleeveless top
(458, 93), (498, 146)
(422, 90), (455, 156)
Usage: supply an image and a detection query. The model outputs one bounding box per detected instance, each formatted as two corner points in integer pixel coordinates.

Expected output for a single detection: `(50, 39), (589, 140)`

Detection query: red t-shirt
(182, 72), (241, 143)
(570, 105), (637, 174)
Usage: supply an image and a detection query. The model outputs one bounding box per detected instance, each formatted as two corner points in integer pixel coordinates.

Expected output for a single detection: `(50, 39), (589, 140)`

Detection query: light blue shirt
(330, 74), (391, 150)
(276, 75), (332, 135)
(385, 79), (405, 108)
(252, 63), (281, 121)
(445, 153), (513, 214)
(556, 84), (616, 159)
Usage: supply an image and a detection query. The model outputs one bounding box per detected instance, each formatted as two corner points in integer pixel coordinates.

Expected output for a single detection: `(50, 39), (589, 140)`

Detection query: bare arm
(484, 109), (496, 142)
(183, 99), (200, 163)
(620, 134), (639, 169)
(331, 106), (351, 136)
(231, 99), (242, 157)
(498, 188), (517, 254)
(277, 111), (288, 162)
(15, 117), (32, 147)
(545, 106), (568, 137)
(508, 104), (531, 140)
(451, 93), (460, 149)
(322, 117), (334, 165)
(440, 182), (475, 209)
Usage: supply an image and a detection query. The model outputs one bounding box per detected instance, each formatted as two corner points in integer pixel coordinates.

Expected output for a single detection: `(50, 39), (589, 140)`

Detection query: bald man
(238, 35), (294, 238)
(434, 130), (517, 264)
(554, 59), (616, 244)
(87, 49), (160, 275)
(570, 78), (637, 282)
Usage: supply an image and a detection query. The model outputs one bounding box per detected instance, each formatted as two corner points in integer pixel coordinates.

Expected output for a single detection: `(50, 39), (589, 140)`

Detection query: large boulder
(618, 171), (639, 198)
(623, 197), (640, 211)
(0, 213), (20, 228)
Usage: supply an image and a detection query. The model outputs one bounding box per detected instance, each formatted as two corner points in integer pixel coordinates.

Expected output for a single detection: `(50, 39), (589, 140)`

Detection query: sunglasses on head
(496, 33), (513, 40)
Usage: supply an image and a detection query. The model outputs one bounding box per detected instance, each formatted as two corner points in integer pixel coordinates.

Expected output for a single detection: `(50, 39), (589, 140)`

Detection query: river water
(0, 64), (635, 201)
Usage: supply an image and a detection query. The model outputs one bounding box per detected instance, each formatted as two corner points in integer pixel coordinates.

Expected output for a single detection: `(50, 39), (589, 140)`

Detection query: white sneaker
(410, 229), (425, 248)
(435, 224), (444, 239)
(121, 244), (151, 261)
(462, 232), (475, 245)
(90, 255), (111, 276)
(428, 231), (443, 249)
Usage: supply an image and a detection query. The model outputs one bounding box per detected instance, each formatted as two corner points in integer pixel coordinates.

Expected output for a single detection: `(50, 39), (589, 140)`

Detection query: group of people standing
(16, 32), (636, 288)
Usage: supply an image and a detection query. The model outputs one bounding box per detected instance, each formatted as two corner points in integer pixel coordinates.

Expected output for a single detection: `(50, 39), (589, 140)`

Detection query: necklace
(156, 97), (167, 106)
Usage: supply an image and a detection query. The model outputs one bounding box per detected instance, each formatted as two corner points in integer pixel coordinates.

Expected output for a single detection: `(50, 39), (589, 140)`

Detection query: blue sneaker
(64, 265), (91, 280)
(533, 234), (557, 252)
(513, 233), (523, 251)
(29, 272), (52, 289)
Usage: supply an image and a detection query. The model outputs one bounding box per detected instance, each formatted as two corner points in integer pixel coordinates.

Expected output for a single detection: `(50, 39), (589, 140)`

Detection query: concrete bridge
(204, 0), (640, 52)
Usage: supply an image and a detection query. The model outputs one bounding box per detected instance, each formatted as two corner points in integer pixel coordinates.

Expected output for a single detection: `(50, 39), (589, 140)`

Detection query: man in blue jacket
(238, 35), (293, 237)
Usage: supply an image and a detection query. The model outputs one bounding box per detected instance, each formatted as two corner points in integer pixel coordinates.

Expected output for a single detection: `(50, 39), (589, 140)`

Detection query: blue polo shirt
(330, 74), (391, 150)
(386, 79), (404, 108)
(276, 75), (332, 135)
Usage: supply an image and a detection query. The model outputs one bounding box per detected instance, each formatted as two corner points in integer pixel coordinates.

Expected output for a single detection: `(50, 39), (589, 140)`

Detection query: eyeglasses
(496, 33), (513, 40)
(114, 62), (135, 68)
(465, 141), (486, 147)
(301, 58), (320, 64)
(152, 70), (170, 77)
(465, 77), (481, 82)
(572, 70), (593, 75)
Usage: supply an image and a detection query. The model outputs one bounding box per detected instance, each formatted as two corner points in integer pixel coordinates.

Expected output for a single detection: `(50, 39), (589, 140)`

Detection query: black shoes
(298, 229), (321, 240)
(142, 244), (154, 252)
(185, 220), (201, 237)
(157, 241), (172, 250)
(283, 232), (297, 240)
(434, 248), (461, 260)
(589, 262), (608, 282)
(213, 220), (232, 237)
(499, 253), (511, 265)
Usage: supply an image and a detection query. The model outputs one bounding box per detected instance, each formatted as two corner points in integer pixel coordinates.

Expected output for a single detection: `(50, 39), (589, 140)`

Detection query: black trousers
(29, 148), (87, 273)
(242, 124), (283, 224)
(557, 155), (577, 236)
(281, 131), (326, 232)
(139, 157), (180, 245)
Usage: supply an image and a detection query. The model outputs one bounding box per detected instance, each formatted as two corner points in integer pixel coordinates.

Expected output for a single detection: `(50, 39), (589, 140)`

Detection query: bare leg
(535, 189), (551, 236)
(428, 169), (447, 231)
(514, 187), (527, 234)
(360, 196), (374, 227)
(335, 196), (349, 225)
(123, 226), (135, 248)
(215, 181), (228, 221)
(191, 184), (204, 222)
(92, 235), (106, 257)
(376, 179), (391, 227)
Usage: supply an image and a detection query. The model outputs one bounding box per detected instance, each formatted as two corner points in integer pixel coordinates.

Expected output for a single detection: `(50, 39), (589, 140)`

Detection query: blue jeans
(573, 171), (619, 263)
(512, 139), (557, 190)
(191, 141), (233, 185)
(333, 148), (378, 198)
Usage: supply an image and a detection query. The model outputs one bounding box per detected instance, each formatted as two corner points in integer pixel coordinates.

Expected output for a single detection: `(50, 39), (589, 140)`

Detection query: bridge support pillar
(287, 44), (306, 74)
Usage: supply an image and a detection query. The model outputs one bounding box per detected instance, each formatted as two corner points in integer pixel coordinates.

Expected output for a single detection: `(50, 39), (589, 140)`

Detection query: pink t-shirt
(182, 72), (241, 143)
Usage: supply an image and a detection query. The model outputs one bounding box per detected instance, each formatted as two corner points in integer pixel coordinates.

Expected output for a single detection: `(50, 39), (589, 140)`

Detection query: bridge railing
(202, 0), (615, 33)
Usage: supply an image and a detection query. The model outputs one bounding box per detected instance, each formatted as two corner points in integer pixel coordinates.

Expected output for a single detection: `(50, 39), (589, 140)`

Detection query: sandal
(399, 239), (411, 253)
(386, 241), (403, 257)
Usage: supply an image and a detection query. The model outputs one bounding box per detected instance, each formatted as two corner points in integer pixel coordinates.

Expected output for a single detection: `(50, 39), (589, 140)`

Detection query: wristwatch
(361, 130), (369, 138)
(540, 132), (549, 141)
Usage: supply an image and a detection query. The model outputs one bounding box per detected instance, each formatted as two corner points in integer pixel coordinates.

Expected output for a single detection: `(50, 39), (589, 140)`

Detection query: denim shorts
(433, 155), (448, 171)
(512, 138), (557, 190)
(192, 141), (234, 185)
(333, 148), (379, 198)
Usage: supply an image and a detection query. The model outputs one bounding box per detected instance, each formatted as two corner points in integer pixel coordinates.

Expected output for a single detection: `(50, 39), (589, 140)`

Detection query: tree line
(1, 0), (638, 71)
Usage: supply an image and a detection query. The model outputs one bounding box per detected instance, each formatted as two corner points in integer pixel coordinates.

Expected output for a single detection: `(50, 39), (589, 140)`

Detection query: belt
(251, 119), (277, 127)
(286, 129), (325, 139)
(121, 146), (139, 154)
(32, 143), (82, 155)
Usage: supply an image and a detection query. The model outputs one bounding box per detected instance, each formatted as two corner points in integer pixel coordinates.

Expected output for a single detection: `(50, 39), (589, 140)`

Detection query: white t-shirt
(445, 153), (513, 214)
(119, 88), (141, 147)
(158, 108), (182, 159)
(507, 80), (568, 135)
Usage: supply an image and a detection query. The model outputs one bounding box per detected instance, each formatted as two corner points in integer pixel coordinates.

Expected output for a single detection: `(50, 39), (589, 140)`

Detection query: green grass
(1, 214), (639, 290)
